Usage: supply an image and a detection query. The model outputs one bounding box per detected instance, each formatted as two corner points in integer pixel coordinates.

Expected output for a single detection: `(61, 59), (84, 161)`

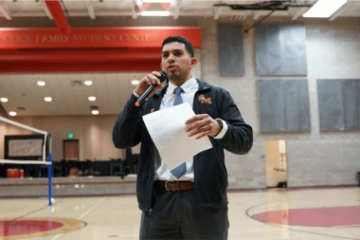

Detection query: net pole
(47, 134), (53, 206)
(0, 116), (53, 205)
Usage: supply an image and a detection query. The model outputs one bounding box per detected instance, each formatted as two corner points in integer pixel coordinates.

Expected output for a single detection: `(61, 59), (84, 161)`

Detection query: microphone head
(159, 71), (168, 83)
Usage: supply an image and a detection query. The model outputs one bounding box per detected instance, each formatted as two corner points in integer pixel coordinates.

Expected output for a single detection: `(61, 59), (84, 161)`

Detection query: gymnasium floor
(0, 187), (359, 240)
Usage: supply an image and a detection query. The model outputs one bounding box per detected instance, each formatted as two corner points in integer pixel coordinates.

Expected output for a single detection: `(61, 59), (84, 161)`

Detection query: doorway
(265, 140), (287, 188)
(63, 139), (80, 160)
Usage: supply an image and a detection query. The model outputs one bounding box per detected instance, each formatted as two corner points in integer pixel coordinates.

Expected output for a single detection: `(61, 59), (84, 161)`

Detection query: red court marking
(253, 206), (360, 227)
(0, 220), (63, 237)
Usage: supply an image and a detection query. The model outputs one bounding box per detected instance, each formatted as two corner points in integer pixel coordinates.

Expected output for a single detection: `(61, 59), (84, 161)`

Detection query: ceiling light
(88, 96), (96, 101)
(9, 111), (16, 116)
(92, 110), (99, 115)
(0, 97), (8, 103)
(84, 80), (93, 86)
(44, 97), (52, 102)
(141, 11), (171, 16)
(303, 0), (347, 18)
(142, 0), (172, 2)
(131, 80), (140, 85)
(37, 81), (46, 87)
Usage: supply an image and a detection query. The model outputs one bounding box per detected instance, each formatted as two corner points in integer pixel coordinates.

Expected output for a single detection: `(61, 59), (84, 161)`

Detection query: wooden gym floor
(0, 187), (359, 240)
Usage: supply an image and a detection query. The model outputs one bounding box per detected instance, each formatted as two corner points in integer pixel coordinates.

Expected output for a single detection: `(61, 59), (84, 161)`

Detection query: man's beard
(168, 70), (181, 80)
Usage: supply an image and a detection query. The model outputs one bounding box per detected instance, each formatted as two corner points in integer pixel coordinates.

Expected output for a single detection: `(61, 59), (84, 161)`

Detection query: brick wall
(201, 17), (360, 188)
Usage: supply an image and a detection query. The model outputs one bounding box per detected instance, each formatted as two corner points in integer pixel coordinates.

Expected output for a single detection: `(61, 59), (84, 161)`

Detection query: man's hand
(185, 114), (221, 139)
(135, 71), (165, 97)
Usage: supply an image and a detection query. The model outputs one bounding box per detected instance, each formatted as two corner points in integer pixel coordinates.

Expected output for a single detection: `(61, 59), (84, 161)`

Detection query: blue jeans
(140, 182), (229, 240)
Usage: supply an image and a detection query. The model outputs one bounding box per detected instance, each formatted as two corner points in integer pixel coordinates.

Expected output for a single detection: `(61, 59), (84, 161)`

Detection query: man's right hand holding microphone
(134, 71), (168, 107)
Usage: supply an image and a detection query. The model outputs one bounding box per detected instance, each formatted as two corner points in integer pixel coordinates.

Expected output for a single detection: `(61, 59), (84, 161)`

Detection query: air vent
(71, 80), (83, 86)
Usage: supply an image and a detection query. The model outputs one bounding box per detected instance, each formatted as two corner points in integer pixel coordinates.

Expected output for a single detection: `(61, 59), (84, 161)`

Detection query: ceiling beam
(44, 0), (71, 33)
(85, 0), (96, 19)
(291, 0), (317, 20)
(0, 2), (12, 20)
(329, 2), (350, 21)
(242, 0), (254, 21)
(253, 12), (261, 20)
(132, 0), (142, 19)
(173, 0), (182, 20)
(214, 0), (226, 20)
(42, 0), (53, 20)
(214, 6), (224, 20)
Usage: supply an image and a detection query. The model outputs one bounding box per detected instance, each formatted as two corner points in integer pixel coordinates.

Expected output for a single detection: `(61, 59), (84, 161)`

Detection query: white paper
(142, 102), (212, 169)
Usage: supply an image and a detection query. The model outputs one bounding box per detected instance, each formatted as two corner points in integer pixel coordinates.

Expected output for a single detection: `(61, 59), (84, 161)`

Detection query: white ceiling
(0, 0), (360, 117)
(1, 0), (360, 20)
(0, 73), (146, 116)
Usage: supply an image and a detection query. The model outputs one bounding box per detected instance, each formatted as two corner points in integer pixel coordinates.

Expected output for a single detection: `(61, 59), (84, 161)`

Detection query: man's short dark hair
(161, 36), (195, 58)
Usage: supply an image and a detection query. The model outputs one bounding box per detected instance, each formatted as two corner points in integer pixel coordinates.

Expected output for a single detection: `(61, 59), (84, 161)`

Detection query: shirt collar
(167, 76), (198, 94)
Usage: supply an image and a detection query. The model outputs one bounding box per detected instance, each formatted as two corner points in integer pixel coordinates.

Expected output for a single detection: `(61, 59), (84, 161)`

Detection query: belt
(157, 180), (194, 191)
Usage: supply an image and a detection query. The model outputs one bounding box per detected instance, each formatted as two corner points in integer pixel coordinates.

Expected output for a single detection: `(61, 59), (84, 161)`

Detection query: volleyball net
(0, 116), (53, 206)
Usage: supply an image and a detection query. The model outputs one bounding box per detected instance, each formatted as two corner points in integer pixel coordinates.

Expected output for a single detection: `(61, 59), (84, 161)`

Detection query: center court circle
(0, 218), (86, 240)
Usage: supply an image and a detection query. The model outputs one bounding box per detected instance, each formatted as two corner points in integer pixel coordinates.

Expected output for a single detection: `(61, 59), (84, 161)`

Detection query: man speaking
(113, 35), (253, 240)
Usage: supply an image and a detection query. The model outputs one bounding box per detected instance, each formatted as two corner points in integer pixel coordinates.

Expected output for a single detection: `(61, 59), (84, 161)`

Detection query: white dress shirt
(134, 76), (228, 181)
(155, 76), (228, 181)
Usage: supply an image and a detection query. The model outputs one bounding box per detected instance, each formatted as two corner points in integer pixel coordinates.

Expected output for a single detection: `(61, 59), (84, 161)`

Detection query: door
(63, 139), (79, 160)
(265, 140), (287, 188)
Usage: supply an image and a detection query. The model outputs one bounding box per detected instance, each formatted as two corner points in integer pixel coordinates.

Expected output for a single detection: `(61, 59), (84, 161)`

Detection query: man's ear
(190, 57), (197, 68)
(160, 62), (163, 70)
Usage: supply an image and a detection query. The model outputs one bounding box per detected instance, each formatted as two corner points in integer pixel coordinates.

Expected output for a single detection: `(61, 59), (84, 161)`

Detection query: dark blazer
(113, 79), (253, 211)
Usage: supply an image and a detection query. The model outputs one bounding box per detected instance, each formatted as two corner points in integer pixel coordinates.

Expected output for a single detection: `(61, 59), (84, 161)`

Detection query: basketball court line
(245, 201), (360, 240)
(333, 225), (360, 228)
(50, 197), (106, 240)
(0, 199), (63, 226)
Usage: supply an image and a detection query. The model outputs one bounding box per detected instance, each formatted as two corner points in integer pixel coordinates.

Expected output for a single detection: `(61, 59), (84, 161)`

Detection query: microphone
(135, 71), (168, 107)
